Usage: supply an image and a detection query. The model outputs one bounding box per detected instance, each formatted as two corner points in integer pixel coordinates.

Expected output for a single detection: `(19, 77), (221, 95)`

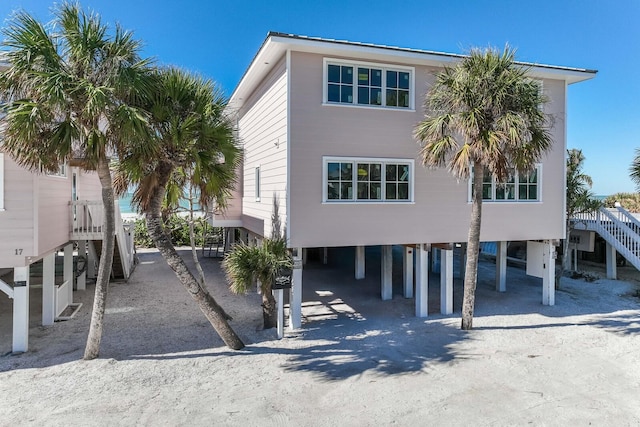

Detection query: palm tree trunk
(146, 162), (244, 350)
(84, 157), (116, 360)
(261, 287), (277, 329)
(461, 162), (484, 330)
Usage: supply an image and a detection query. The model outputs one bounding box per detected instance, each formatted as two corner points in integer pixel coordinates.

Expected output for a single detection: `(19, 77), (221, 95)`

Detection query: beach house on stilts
(211, 33), (596, 329)
(0, 150), (135, 353)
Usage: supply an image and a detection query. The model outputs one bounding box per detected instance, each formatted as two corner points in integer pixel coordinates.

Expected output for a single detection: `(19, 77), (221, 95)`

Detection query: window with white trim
(325, 59), (413, 109)
(0, 153), (4, 211)
(255, 166), (261, 202)
(470, 165), (541, 202)
(324, 157), (413, 202)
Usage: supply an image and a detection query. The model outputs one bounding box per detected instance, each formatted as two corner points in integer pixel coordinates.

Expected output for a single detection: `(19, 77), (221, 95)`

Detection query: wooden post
(440, 248), (453, 314)
(542, 241), (556, 306)
(381, 245), (392, 300)
(63, 244), (73, 302)
(42, 253), (56, 326)
(605, 242), (617, 280)
(77, 240), (87, 291)
(403, 246), (414, 298)
(415, 244), (429, 317)
(289, 247), (303, 330)
(355, 246), (365, 279)
(275, 288), (284, 339)
(496, 241), (507, 292)
(13, 266), (30, 353)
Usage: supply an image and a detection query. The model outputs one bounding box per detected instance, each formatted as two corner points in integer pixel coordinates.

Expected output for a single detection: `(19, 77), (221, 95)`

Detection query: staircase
(573, 206), (640, 270)
(70, 200), (135, 280)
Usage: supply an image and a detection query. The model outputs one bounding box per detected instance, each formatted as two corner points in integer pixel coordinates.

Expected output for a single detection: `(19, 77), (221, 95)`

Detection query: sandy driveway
(1, 247), (639, 426)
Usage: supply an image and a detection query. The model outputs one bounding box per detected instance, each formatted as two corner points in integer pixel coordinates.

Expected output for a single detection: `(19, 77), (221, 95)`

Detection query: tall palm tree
(113, 67), (245, 350)
(415, 46), (552, 330)
(0, 3), (151, 359)
(564, 149), (601, 277)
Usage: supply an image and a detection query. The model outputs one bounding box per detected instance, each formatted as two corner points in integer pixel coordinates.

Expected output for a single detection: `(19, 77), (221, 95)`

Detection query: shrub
(603, 193), (640, 212)
(133, 215), (216, 248)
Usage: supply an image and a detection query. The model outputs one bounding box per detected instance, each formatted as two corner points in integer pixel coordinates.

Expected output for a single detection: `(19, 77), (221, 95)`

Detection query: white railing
(573, 207), (640, 270)
(70, 199), (135, 280)
(55, 279), (71, 317)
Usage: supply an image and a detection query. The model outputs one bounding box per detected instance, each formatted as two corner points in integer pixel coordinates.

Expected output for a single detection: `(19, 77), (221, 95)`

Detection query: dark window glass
(399, 72), (410, 89)
(387, 70), (398, 88)
(371, 88), (381, 105)
(398, 183), (409, 200)
(398, 90), (409, 108)
(327, 162), (340, 180)
(341, 85), (353, 103)
(358, 87), (369, 105)
(386, 183), (396, 199)
(386, 89), (397, 107)
(358, 68), (369, 85)
(328, 65), (340, 83)
(372, 69), (382, 87)
(341, 66), (353, 84)
(386, 164), (397, 181)
(327, 84), (340, 102)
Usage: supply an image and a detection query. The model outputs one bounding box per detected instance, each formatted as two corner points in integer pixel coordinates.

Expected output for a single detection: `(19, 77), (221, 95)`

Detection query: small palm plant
(223, 237), (292, 329)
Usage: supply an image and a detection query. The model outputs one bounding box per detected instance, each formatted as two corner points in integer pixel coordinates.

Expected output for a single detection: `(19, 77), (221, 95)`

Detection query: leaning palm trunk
(461, 162), (484, 330)
(84, 157), (117, 359)
(146, 165), (244, 350)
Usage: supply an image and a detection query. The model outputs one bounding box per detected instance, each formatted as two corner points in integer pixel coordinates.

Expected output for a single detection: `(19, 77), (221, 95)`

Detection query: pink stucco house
(212, 32), (596, 329)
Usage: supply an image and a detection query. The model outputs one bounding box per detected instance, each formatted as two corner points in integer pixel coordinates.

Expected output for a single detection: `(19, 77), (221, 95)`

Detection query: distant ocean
(118, 193), (201, 214)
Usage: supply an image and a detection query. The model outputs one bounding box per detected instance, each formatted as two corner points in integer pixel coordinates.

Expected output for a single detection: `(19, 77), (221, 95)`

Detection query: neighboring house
(212, 32), (596, 329)
(0, 150), (134, 353)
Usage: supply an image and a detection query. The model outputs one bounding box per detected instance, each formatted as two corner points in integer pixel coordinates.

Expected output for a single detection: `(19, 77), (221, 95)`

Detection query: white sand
(1, 247), (639, 425)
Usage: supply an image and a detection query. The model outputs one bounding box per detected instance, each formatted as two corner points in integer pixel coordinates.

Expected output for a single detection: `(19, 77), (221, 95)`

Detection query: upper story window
(255, 166), (261, 202)
(324, 59), (414, 110)
(324, 156), (413, 203)
(470, 165), (541, 202)
(41, 161), (67, 178)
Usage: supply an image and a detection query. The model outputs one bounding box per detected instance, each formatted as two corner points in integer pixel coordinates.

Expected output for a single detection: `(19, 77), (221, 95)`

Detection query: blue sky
(1, 0), (638, 195)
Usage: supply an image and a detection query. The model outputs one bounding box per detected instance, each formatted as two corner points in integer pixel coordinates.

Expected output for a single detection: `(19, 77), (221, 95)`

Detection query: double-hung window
(471, 165), (541, 202)
(325, 59), (413, 109)
(324, 157), (413, 203)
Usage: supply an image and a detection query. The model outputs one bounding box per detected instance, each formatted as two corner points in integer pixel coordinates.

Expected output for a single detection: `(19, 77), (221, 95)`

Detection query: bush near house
(603, 193), (640, 212)
(133, 216), (215, 248)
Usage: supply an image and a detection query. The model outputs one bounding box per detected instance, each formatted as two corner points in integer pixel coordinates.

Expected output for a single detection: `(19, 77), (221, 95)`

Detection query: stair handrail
(615, 206), (640, 231)
(113, 200), (132, 279)
(596, 207), (640, 269)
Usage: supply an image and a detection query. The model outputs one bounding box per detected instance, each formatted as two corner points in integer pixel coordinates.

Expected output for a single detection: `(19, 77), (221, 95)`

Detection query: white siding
(237, 56), (289, 238)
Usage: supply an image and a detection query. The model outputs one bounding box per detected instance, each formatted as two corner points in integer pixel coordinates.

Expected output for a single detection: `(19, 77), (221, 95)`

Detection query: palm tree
(563, 149), (601, 277)
(223, 237), (292, 329)
(630, 148), (640, 190)
(113, 67), (245, 350)
(415, 46), (552, 330)
(0, 3), (151, 359)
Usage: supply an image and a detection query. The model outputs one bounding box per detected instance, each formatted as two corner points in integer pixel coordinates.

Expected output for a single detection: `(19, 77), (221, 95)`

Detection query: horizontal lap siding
(0, 154), (35, 267)
(288, 51), (566, 247)
(37, 174), (72, 257)
(238, 56), (288, 238)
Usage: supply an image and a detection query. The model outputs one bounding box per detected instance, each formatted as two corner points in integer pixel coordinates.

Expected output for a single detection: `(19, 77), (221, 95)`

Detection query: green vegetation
(133, 216), (218, 248)
(603, 193), (640, 212)
(414, 46), (552, 330)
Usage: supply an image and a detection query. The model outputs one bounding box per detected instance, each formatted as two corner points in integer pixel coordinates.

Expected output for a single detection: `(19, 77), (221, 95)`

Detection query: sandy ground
(1, 246), (639, 426)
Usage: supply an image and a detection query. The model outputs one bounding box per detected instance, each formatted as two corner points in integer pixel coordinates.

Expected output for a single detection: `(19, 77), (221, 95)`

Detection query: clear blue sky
(1, 0), (638, 196)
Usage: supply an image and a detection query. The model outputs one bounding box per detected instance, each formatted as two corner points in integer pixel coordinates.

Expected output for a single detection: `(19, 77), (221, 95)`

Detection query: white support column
(13, 266), (30, 353)
(403, 246), (414, 298)
(63, 244), (74, 303)
(289, 247), (303, 330)
(323, 247), (328, 265)
(432, 248), (440, 273)
(275, 288), (284, 339)
(415, 244), (429, 317)
(87, 241), (97, 279)
(458, 243), (466, 280)
(77, 240), (87, 291)
(542, 241), (556, 306)
(42, 253), (56, 326)
(605, 242), (617, 280)
(381, 245), (392, 301)
(355, 245), (365, 280)
(440, 248), (453, 315)
(496, 241), (507, 292)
